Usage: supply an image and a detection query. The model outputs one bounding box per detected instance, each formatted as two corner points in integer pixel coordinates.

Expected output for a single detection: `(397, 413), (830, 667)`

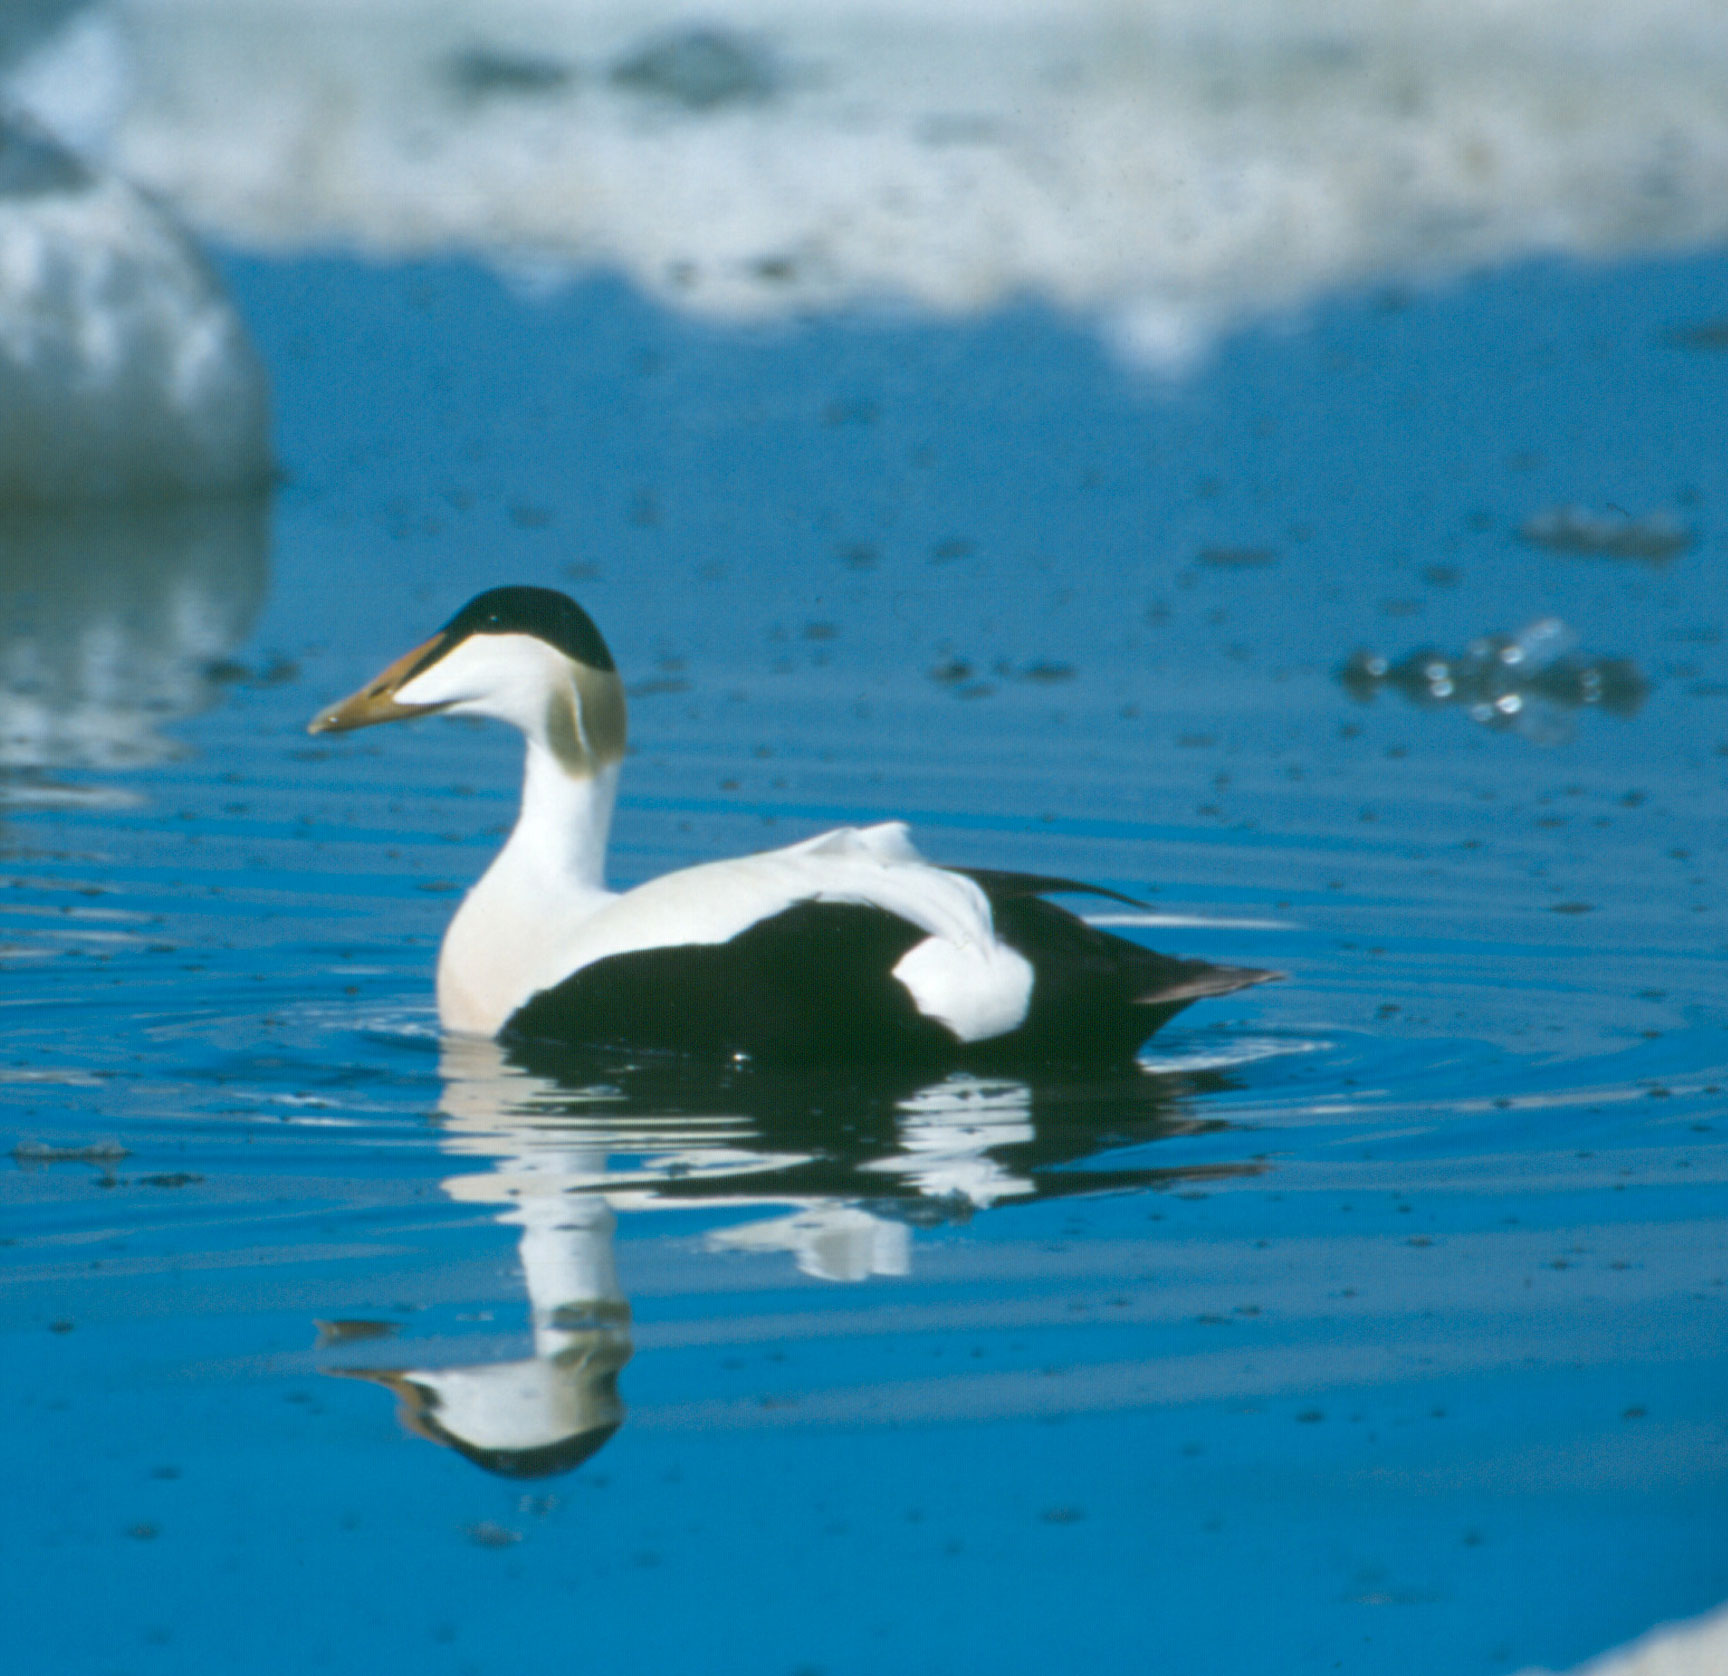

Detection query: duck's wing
(500, 827), (1033, 1057)
(498, 824), (1277, 1065)
(504, 898), (965, 1065)
(500, 843), (1277, 1066)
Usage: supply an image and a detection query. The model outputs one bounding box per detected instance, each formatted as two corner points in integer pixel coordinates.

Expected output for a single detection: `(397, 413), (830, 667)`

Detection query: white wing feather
(500, 823), (1033, 1043)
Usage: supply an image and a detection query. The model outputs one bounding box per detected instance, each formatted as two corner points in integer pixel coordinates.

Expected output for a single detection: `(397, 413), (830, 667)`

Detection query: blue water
(2, 248), (1726, 1675)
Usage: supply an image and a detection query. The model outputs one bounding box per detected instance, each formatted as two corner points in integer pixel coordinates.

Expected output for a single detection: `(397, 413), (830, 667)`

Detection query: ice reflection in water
(324, 1038), (1257, 1477)
(0, 496), (269, 791)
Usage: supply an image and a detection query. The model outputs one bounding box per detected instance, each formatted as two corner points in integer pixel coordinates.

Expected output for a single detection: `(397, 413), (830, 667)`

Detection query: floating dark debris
(1518, 506), (1691, 562)
(929, 656), (1075, 693)
(1338, 617), (1647, 742)
(1196, 546), (1277, 569)
(1019, 662), (1072, 684)
(204, 655), (298, 688)
(465, 1521), (523, 1549)
(11, 1141), (129, 1164)
(1664, 319), (1728, 351)
(315, 1319), (399, 1347)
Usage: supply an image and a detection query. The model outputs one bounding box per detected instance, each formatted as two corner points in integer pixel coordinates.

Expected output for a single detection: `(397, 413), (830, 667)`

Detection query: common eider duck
(310, 586), (1277, 1065)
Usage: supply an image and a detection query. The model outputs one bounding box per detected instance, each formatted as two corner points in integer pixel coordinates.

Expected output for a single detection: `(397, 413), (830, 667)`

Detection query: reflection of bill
(0, 497), (269, 780)
(322, 1036), (1257, 1478)
(335, 1194), (632, 1481)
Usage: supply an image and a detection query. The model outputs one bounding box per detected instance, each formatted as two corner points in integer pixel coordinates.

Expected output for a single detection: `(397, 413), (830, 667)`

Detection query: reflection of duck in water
(322, 1037), (1260, 1476)
(334, 1185), (632, 1481)
(310, 586), (1277, 1064)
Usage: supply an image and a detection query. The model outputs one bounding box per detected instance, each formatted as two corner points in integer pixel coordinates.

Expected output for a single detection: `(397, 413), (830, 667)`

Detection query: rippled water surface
(4, 249), (1727, 1674)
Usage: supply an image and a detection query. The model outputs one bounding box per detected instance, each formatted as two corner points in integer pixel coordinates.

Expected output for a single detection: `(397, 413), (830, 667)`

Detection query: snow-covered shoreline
(10, 1), (1728, 364)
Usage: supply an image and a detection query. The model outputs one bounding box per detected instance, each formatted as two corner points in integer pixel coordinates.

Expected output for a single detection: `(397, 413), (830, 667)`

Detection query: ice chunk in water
(1338, 618), (1647, 744)
(0, 111), (271, 504)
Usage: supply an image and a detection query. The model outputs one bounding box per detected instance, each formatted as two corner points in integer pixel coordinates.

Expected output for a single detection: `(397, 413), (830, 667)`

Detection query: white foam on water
(1137, 1033), (1324, 1075)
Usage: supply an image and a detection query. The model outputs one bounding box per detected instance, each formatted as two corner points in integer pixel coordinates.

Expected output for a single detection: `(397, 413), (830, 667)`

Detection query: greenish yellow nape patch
(546, 664), (627, 774)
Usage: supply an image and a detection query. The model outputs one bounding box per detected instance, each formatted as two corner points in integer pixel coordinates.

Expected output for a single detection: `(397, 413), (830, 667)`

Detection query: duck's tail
(1136, 963), (1284, 1007)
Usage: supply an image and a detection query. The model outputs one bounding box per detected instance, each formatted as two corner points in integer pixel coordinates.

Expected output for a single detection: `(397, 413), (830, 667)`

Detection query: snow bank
(10, 1), (1728, 364)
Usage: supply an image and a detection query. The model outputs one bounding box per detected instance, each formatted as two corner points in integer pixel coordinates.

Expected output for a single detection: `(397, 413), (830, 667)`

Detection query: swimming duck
(310, 586), (1276, 1064)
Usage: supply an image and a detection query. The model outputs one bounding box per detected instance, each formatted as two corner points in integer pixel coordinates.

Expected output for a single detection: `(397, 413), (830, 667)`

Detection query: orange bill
(307, 633), (451, 733)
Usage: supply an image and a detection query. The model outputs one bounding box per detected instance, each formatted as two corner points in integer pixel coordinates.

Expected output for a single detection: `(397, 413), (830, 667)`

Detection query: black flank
(505, 901), (958, 1065)
(505, 881), (1277, 1068)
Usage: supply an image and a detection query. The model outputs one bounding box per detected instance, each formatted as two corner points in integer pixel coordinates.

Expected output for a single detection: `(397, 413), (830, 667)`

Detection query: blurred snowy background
(7, 0), (1728, 367)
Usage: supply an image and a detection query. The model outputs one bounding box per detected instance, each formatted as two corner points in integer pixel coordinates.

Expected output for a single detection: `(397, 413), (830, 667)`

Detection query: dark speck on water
(314, 1319), (399, 1346)
(12, 1141), (130, 1163)
(1518, 506), (1692, 562)
(465, 1522), (522, 1549)
(1039, 1505), (1087, 1524)
(1663, 318), (1728, 350)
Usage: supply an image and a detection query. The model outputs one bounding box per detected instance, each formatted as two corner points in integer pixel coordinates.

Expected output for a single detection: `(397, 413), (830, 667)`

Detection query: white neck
(507, 739), (618, 895)
(437, 748), (621, 1034)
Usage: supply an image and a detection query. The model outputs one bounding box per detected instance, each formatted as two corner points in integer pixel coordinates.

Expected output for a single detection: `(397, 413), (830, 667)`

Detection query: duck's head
(308, 585), (626, 773)
(331, 1345), (628, 1480)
